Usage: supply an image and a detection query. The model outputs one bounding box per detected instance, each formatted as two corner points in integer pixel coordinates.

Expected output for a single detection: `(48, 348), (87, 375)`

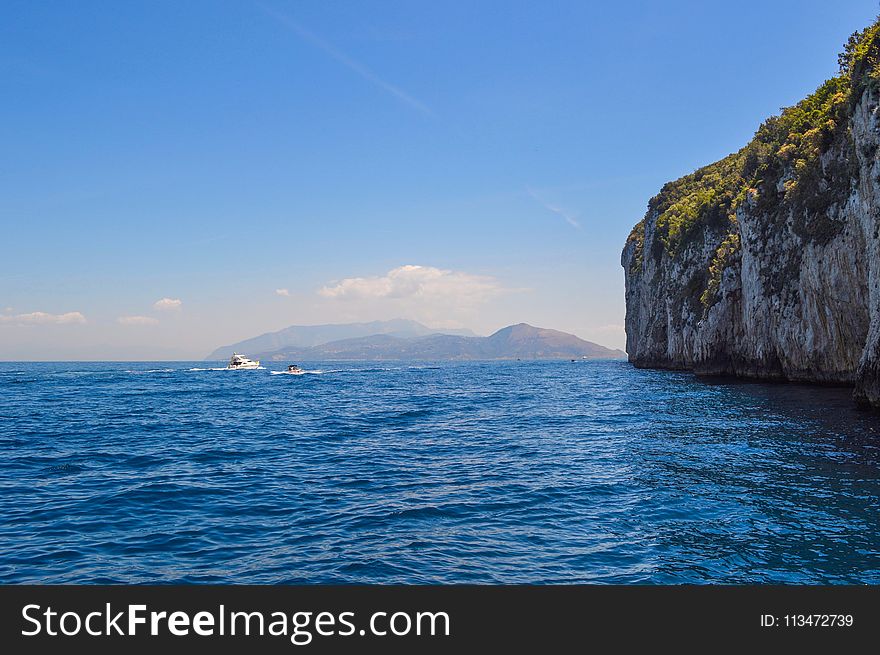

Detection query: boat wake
(188, 367), (266, 372)
(270, 369), (323, 376)
(126, 369), (175, 374)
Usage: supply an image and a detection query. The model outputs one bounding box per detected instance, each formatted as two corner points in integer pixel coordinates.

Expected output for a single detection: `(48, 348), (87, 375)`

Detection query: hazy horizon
(3, 1), (878, 359)
(0, 317), (622, 362)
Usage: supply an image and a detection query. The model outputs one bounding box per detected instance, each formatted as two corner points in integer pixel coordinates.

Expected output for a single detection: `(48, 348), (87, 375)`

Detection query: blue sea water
(1, 360), (879, 584)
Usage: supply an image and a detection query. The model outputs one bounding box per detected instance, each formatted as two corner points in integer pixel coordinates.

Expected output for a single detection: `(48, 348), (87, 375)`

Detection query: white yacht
(227, 353), (261, 370)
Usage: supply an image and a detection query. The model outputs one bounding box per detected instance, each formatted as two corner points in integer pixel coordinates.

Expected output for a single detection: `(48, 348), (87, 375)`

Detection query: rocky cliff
(622, 21), (880, 407)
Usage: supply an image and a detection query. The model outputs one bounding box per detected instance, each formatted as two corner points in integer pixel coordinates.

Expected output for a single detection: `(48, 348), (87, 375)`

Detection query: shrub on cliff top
(840, 20), (880, 102)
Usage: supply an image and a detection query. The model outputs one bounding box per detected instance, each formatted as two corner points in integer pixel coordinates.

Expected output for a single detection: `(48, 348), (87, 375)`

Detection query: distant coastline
(209, 320), (625, 362)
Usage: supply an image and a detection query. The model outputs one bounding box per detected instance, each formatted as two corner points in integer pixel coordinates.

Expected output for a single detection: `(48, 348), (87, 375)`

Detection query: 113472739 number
(760, 614), (854, 628)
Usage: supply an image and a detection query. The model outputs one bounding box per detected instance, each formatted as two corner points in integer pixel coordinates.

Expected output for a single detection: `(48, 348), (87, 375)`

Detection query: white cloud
(117, 315), (159, 326)
(153, 297), (182, 311)
(0, 311), (86, 325)
(275, 288), (290, 297)
(319, 265), (500, 304)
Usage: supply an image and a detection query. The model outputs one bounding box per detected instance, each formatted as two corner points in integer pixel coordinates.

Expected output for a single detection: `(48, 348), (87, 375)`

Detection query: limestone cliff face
(622, 26), (880, 406)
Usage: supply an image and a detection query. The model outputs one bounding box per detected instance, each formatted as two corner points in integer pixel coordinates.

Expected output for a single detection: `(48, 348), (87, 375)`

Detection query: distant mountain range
(206, 319), (476, 360)
(208, 321), (625, 361)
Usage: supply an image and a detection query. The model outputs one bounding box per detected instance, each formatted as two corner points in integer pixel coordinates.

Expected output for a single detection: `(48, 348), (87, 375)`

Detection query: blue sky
(2, 0), (878, 359)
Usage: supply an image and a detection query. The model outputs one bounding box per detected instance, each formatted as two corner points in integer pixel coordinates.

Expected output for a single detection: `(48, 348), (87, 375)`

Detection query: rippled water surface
(1, 361), (879, 583)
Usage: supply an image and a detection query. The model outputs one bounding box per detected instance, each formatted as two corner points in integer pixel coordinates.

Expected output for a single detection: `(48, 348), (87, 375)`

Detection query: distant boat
(287, 364), (303, 373)
(226, 353), (260, 370)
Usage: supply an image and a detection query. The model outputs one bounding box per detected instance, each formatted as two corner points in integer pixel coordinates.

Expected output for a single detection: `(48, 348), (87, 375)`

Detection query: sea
(1, 360), (879, 584)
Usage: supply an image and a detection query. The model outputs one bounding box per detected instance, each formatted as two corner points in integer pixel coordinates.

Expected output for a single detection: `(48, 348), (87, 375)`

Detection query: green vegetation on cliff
(649, 150), (745, 255)
(840, 20), (880, 101)
(699, 232), (740, 308)
(626, 18), (880, 307)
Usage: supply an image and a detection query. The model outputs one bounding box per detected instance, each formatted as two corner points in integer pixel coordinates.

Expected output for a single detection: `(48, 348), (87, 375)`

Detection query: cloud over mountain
(319, 265), (499, 303)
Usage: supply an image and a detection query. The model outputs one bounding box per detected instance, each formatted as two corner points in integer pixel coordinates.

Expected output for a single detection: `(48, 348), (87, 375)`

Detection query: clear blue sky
(2, 0), (878, 359)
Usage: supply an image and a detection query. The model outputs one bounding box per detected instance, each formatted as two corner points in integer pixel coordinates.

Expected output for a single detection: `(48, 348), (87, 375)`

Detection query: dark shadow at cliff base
(629, 358), (692, 372)
(632, 355), (876, 410)
(690, 374), (880, 435)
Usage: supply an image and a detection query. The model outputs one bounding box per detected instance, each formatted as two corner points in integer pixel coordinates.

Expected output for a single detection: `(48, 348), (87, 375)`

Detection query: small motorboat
(270, 363), (309, 376)
(227, 353), (261, 370)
